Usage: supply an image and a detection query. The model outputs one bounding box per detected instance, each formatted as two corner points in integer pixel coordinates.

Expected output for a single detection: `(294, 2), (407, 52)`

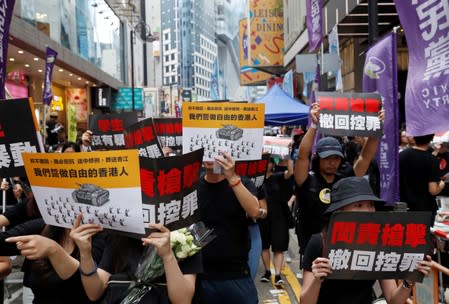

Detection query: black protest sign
(235, 154), (269, 189)
(139, 148), (204, 232)
(325, 211), (432, 282)
(0, 98), (41, 177)
(89, 112), (138, 150)
(316, 92), (383, 137)
(153, 118), (182, 149)
(124, 118), (163, 158)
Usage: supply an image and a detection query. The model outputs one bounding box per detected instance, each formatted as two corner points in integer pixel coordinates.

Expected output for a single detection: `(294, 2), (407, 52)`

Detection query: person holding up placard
(294, 103), (383, 266)
(300, 176), (432, 304)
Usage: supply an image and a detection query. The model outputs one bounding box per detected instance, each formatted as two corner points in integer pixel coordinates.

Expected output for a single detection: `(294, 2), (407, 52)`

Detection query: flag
(329, 25), (343, 91)
(394, 1), (449, 135)
(363, 32), (399, 204)
(42, 47), (58, 105)
(282, 70), (294, 98)
(210, 58), (219, 100)
(0, 0), (16, 99)
(306, 0), (323, 52)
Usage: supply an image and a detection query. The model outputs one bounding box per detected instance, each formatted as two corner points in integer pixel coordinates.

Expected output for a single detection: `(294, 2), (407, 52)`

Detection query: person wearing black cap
(294, 103), (383, 264)
(300, 176), (432, 304)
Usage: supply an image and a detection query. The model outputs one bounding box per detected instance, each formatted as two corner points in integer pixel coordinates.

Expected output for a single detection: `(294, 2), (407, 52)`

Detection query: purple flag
(306, 0), (323, 52)
(42, 47), (58, 105)
(394, 1), (449, 136)
(363, 32), (399, 204)
(0, 0), (16, 99)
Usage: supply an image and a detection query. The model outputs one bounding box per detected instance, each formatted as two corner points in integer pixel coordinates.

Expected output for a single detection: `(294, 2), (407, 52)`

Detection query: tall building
(215, 0), (246, 101)
(161, 0), (217, 101)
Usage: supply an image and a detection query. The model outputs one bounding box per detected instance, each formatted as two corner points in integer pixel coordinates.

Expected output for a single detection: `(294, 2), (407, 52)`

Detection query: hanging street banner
(22, 150), (146, 234)
(239, 18), (271, 86)
(153, 117), (183, 150)
(89, 112), (138, 150)
(306, 0), (323, 52)
(329, 25), (343, 91)
(235, 154), (269, 189)
(182, 102), (265, 161)
(363, 32), (399, 204)
(0, 0), (16, 99)
(326, 211), (432, 282)
(124, 117), (163, 158)
(248, 0), (284, 70)
(140, 149), (203, 232)
(42, 47), (58, 106)
(67, 104), (77, 143)
(394, 1), (449, 136)
(0, 98), (42, 177)
(316, 92), (383, 137)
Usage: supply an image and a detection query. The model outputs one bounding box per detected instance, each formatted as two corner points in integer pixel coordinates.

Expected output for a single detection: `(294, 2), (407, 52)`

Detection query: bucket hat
(325, 176), (385, 213)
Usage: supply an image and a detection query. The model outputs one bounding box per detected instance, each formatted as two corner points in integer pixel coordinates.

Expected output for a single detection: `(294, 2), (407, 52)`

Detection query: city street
(2, 230), (303, 304)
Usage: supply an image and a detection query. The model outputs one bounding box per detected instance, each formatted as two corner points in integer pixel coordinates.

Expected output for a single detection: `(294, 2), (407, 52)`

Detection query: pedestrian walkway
(255, 229), (302, 304)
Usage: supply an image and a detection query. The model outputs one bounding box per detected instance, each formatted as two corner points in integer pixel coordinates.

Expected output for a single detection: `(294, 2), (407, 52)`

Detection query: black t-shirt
(295, 172), (350, 242)
(0, 218), (105, 304)
(198, 176), (257, 279)
(99, 236), (203, 304)
(303, 233), (375, 304)
(264, 173), (294, 220)
(399, 148), (441, 211)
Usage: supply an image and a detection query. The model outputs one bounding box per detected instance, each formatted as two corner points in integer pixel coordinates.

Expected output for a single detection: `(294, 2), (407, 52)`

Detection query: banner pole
(2, 179), (6, 232)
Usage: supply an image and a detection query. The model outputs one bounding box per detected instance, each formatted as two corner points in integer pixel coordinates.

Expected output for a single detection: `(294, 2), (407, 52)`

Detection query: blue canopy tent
(255, 84), (310, 126)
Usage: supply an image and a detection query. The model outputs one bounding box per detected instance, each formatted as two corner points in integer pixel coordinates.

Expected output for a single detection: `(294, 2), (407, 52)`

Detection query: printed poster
(316, 92), (383, 137)
(182, 102), (265, 161)
(140, 149), (204, 232)
(0, 98), (42, 177)
(124, 118), (163, 158)
(22, 150), (145, 234)
(89, 112), (138, 150)
(153, 117), (183, 150)
(235, 154), (269, 189)
(263, 136), (293, 159)
(326, 211), (432, 282)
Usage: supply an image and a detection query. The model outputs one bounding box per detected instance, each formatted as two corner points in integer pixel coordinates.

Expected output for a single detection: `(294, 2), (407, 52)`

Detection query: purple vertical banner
(363, 32), (399, 204)
(394, 1), (449, 136)
(0, 0), (16, 99)
(42, 47), (58, 105)
(306, 0), (323, 52)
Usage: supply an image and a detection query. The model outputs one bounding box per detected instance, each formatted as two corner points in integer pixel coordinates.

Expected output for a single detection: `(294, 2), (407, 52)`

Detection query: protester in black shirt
(294, 103), (383, 261)
(198, 151), (260, 303)
(0, 218), (105, 303)
(400, 134), (445, 214)
(301, 177), (432, 304)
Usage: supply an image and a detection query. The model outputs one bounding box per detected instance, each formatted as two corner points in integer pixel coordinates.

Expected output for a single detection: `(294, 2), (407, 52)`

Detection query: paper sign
(182, 102), (265, 161)
(22, 150), (145, 234)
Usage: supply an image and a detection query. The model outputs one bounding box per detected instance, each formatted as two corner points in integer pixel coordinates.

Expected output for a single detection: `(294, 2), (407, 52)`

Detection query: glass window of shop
(14, 0), (124, 82)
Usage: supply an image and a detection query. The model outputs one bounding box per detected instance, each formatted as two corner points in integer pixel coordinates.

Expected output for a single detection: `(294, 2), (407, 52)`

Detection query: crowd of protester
(1, 103), (449, 304)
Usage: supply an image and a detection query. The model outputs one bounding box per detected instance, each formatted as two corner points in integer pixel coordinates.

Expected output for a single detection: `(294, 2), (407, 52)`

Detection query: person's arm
(215, 152), (260, 218)
(284, 159), (294, 180)
(0, 215), (10, 229)
(70, 214), (109, 301)
(5, 233), (80, 280)
(0, 256), (11, 279)
(429, 180), (446, 196)
(353, 110), (384, 177)
(142, 224), (196, 304)
(258, 198), (268, 219)
(300, 257), (332, 304)
(295, 103), (318, 186)
(380, 255), (432, 304)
